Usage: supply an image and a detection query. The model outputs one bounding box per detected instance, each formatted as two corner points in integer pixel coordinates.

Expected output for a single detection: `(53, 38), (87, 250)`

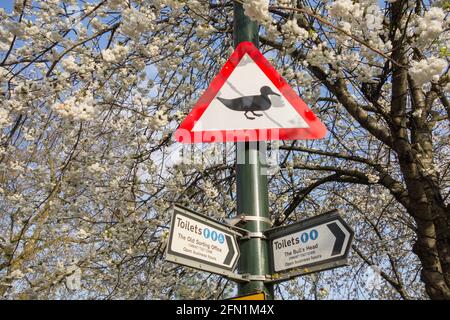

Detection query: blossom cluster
(0, 107), (10, 130)
(282, 19), (309, 44)
(52, 93), (96, 121)
(61, 55), (78, 73)
(0, 25), (13, 51)
(243, 0), (271, 24)
(101, 45), (130, 63)
(145, 110), (168, 130)
(414, 7), (446, 48)
(328, 0), (363, 20)
(120, 7), (156, 38)
(196, 24), (216, 39)
(409, 57), (448, 85)
(307, 42), (335, 69)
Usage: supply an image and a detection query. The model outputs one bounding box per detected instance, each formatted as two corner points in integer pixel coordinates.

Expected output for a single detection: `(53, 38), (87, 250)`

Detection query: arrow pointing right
(327, 222), (346, 256)
(223, 235), (235, 266)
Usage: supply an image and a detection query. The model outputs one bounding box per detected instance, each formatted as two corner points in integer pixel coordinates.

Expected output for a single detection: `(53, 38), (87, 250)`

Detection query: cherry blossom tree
(0, 0), (448, 299)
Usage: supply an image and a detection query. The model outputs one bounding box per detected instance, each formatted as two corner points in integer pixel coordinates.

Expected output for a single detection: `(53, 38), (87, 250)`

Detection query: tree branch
(46, 23), (120, 77)
(352, 245), (410, 299)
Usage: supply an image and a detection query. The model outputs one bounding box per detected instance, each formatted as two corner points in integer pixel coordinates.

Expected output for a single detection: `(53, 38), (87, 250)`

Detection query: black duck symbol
(216, 86), (280, 120)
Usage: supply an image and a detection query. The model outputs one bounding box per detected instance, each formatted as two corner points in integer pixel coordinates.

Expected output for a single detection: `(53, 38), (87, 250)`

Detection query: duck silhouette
(216, 86), (280, 120)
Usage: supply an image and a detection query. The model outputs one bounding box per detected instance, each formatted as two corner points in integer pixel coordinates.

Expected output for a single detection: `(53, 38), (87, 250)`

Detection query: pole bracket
(226, 215), (273, 227)
(239, 274), (272, 281)
(238, 232), (267, 240)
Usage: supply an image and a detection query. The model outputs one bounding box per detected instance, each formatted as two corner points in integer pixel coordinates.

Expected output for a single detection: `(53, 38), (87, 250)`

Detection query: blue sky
(1, 1), (13, 12)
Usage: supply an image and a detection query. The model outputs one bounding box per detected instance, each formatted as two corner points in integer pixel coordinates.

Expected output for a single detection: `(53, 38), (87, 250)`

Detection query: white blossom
(120, 8), (156, 38)
(61, 55), (78, 73)
(444, 82), (450, 93)
(0, 108), (10, 129)
(10, 269), (24, 279)
(282, 19), (309, 43)
(0, 26), (13, 51)
(66, 265), (81, 291)
(145, 44), (160, 57)
(87, 163), (106, 174)
(328, 0), (363, 20)
(412, 109), (423, 118)
(101, 45), (129, 63)
(52, 93), (96, 121)
(365, 265), (383, 291)
(243, 0), (271, 24)
(414, 7), (446, 47)
(265, 23), (280, 42)
(365, 5), (384, 31)
(145, 110), (168, 130)
(101, 48), (116, 62)
(338, 21), (352, 34)
(367, 173), (380, 184)
(307, 42), (335, 68)
(204, 181), (219, 199)
(196, 24), (216, 39)
(409, 57), (447, 85)
(76, 229), (89, 239)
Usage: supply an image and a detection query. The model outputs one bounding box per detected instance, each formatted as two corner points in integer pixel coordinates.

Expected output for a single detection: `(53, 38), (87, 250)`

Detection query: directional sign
(266, 210), (353, 275)
(174, 41), (327, 143)
(165, 205), (241, 277)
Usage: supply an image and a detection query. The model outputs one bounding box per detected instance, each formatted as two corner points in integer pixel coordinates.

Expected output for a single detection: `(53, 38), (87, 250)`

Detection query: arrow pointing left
(165, 205), (240, 277)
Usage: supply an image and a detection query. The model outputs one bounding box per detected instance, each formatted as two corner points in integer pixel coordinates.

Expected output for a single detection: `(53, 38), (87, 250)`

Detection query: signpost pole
(233, 2), (273, 299)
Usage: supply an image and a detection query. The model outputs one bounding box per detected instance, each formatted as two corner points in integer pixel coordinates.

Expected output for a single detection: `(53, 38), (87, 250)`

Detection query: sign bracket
(238, 232), (267, 240)
(240, 274), (270, 281)
(226, 215), (273, 227)
(223, 223), (268, 240)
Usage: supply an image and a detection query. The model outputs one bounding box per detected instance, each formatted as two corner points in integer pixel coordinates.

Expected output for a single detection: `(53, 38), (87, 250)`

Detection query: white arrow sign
(267, 210), (354, 274)
(165, 205), (240, 276)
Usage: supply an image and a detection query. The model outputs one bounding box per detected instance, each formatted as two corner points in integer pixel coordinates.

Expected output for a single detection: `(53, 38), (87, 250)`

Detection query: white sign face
(192, 54), (310, 132)
(166, 206), (240, 273)
(271, 215), (353, 273)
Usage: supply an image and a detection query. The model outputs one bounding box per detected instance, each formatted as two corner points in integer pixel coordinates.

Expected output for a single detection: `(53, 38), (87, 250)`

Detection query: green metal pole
(233, 2), (274, 300)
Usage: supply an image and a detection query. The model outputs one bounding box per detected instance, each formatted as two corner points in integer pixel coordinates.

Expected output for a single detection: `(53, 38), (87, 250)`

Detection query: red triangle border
(174, 41), (327, 143)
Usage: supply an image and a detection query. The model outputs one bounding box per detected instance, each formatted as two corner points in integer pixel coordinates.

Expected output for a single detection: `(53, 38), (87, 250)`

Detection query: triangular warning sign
(175, 41), (327, 143)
